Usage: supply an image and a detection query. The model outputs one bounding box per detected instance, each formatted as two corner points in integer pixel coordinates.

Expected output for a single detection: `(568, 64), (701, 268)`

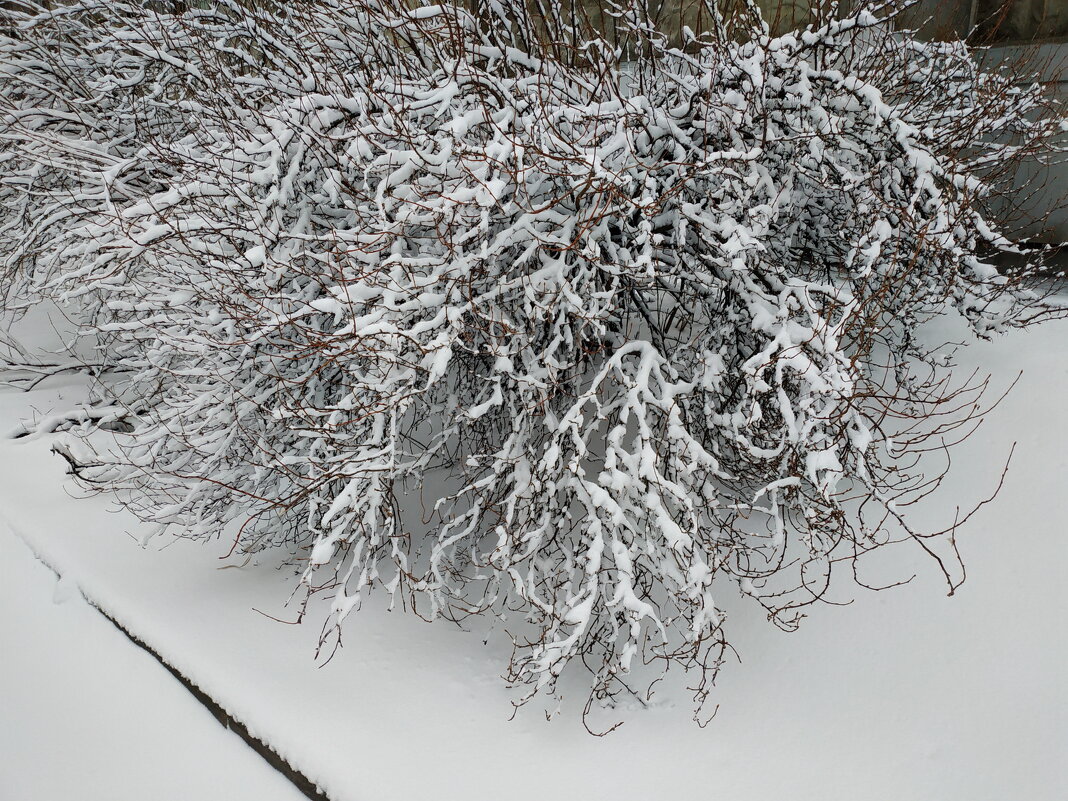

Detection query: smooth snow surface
(0, 523), (307, 801)
(0, 311), (1066, 801)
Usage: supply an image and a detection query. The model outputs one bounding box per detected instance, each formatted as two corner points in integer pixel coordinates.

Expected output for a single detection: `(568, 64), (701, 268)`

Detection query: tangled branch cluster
(2, 0), (1065, 718)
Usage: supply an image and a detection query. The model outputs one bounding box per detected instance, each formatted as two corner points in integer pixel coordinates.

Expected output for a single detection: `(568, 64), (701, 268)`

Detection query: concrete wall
(977, 42), (1068, 244)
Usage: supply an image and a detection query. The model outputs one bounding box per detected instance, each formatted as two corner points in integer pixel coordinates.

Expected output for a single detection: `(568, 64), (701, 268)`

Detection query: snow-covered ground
(1, 310), (1066, 801)
(0, 517), (306, 801)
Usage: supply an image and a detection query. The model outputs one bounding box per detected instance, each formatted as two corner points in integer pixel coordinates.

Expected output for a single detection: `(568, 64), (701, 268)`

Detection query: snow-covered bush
(2, 0), (1065, 720)
(0, 1), (201, 312)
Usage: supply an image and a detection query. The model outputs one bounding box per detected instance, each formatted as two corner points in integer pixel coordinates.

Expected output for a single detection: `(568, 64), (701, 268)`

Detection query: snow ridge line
(0, 514), (331, 801)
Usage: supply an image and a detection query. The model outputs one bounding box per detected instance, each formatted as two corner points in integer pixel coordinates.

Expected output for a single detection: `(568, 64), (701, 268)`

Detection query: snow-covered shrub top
(1, 0), (1064, 720)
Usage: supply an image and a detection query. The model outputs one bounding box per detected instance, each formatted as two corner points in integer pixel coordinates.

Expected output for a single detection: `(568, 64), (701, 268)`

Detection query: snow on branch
(1, 0), (1065, 722)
